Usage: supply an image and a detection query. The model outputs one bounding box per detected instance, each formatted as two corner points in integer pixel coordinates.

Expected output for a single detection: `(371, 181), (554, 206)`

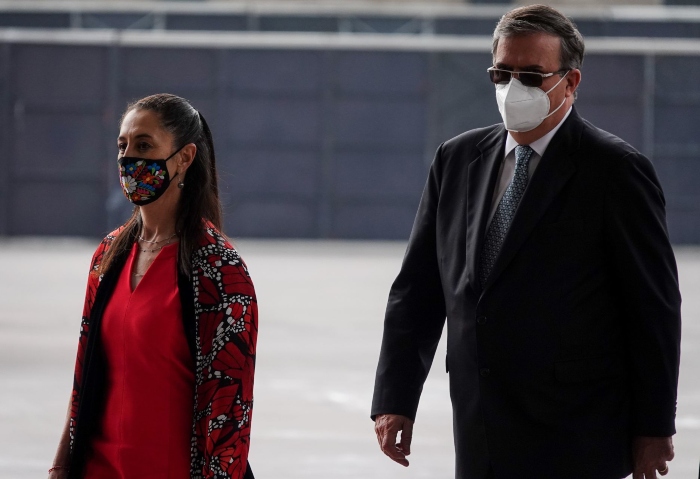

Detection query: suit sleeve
(605, 151), (681, 437)
(371, 144), (447, 421)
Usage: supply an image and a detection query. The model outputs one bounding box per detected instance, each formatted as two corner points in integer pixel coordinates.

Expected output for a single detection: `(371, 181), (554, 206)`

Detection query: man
(371, 5), (681, 479)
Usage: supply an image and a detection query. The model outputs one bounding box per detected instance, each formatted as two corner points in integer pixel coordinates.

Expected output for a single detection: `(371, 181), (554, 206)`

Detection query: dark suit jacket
(371, 108), (682, 479)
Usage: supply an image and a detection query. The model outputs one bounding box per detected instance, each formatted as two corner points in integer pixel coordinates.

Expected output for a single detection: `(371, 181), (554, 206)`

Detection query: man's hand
(633, 436), (674, 479)
(374, 414), (414, 467)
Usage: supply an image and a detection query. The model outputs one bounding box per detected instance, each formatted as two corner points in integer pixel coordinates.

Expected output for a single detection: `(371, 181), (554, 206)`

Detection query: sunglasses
(487, 67), (569, 88)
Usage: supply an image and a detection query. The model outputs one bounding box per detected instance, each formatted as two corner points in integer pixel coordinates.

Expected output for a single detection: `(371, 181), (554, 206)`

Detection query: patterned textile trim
(69, 224), (257, 479)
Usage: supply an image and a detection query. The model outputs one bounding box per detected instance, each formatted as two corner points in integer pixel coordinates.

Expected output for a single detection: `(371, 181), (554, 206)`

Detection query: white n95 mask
(495, 71), (568, 132)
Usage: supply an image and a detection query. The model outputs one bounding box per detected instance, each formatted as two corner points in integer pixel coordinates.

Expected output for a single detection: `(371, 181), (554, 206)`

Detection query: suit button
(477, 316), (487, 325)
(480, 368), (490, 377)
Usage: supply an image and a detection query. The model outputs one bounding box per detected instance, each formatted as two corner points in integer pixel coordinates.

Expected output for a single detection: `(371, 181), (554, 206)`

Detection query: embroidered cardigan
(67, 224), (257, 479)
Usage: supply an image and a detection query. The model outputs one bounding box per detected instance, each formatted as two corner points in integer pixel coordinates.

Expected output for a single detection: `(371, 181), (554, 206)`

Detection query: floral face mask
(118, 145), (183, 206)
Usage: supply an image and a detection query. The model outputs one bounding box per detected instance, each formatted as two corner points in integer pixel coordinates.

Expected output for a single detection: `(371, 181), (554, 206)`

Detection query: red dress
(83, 242), (194, 479)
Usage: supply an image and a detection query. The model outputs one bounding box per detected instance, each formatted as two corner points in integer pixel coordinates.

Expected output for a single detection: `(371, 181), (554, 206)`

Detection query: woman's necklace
(138, 232), (178, 244)
(138, 244), (167, 254)
(136, 231), (178, 254)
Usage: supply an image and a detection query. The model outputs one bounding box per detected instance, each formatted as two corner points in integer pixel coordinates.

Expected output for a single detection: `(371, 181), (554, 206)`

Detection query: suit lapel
(466, 126), (506, 294)
(481, 110), (583, 294)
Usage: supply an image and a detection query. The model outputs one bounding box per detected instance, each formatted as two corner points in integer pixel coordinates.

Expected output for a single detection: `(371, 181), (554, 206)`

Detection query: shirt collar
(504, 106), (573, 158)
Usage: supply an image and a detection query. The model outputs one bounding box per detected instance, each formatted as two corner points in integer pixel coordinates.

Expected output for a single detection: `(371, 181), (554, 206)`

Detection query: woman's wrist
(48, 465), (69, 473)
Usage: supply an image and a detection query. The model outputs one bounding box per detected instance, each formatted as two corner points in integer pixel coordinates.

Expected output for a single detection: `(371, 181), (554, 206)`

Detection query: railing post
(643, 53), (656, 161)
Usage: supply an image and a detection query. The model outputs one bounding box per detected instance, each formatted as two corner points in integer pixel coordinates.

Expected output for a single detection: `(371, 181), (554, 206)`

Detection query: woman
(49, 94), (257, 479)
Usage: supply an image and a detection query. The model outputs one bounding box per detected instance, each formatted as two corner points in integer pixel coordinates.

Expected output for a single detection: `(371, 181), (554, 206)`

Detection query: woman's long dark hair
(98, 93), (222, 276)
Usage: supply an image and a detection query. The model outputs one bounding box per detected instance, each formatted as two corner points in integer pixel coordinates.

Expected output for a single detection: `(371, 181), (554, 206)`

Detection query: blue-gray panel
(656, 56), (700, 96)
(655, 104), (700, 146)
(611, 21), (700, 38)
(166, 14), (247, 31)
(435, 52), (502, 142)
(434, 18), (498, 36)
(11, 182), (104, 236)
(652, 156), (676, 194)
(335, 51), (427, 95)
(352, 17), (421, 34)
(334, 99), (426, 146)
(81, 12), (154, 30)
(222, 149), (320, 198)
(640, 155), (700, 244)
(334, 151), (426, 200)
(575, 102), (644, 151)
(224, 97), (321, 146)
(666, 209), (700, 244)
(670, 159), (700, 201)
(571, 20), (606, 37)
(258, 16), (338, 33)
(655, 57), (700, 156)
(13, 111), (105, 177)
(0, 13), (70, 28)
(224, 51), (324, 93)
(653, 156), (700, 202)
(573, 20), (700, 38)
(226, 201), (317, 237)
(12, 45), (106, 107)
(577, 55), (644, 101)
(121, 49), (217, 91)
(2, 38), (700, 242)
(332, 204), (418, 239)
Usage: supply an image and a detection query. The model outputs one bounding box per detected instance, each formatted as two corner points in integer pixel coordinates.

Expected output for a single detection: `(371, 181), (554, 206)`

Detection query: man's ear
(566, 69), (582, 98)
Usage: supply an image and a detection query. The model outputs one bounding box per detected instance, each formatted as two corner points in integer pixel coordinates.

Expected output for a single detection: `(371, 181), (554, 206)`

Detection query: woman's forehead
(119, 109), (169, 139)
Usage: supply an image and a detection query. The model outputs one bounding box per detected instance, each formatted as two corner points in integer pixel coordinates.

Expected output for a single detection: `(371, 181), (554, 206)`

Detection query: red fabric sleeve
(194, 229), (258, 479)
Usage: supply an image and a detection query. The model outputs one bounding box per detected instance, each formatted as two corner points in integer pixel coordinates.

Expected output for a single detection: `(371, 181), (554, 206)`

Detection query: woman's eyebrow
(117, 133), (155, 141)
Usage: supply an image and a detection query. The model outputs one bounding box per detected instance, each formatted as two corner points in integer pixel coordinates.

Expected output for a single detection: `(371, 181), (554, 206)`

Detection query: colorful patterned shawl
(68, 224), (257, 479)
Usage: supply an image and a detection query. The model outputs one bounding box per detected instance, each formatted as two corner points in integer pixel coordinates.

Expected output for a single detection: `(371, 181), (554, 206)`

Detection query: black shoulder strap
(177, 270), (197, 365)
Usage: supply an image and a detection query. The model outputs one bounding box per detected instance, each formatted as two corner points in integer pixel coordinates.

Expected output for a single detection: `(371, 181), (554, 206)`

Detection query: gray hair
(492, 4), (585, 72)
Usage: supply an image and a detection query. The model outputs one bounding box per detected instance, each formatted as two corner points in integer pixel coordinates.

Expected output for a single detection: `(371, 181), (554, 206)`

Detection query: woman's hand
(48, 468), (69, 479)
(50, 396), (73, 479)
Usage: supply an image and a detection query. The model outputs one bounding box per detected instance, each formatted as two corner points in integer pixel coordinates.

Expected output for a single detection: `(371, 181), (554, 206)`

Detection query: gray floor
(0, 239), (698, 478)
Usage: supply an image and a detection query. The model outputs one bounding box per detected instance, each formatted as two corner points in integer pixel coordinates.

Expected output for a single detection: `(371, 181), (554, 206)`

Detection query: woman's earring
(178, 179), (185, 189)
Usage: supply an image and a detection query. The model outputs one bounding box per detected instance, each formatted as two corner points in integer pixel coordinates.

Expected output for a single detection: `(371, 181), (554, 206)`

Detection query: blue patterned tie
(479, 145), (534, 287)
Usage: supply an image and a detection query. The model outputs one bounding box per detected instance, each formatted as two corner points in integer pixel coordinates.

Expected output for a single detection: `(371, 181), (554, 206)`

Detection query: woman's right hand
(50, 396), (73, 479)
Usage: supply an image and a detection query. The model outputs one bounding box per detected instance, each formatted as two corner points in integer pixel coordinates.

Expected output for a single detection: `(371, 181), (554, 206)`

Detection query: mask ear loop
(544, 70), (569, 95)
(164, 143), (186, 162)
(165, 144), (188, 189)
(542, 71), (570, 120)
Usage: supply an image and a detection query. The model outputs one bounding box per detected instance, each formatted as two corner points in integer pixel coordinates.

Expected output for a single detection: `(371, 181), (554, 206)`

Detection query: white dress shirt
(486, 107), (573, 227)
